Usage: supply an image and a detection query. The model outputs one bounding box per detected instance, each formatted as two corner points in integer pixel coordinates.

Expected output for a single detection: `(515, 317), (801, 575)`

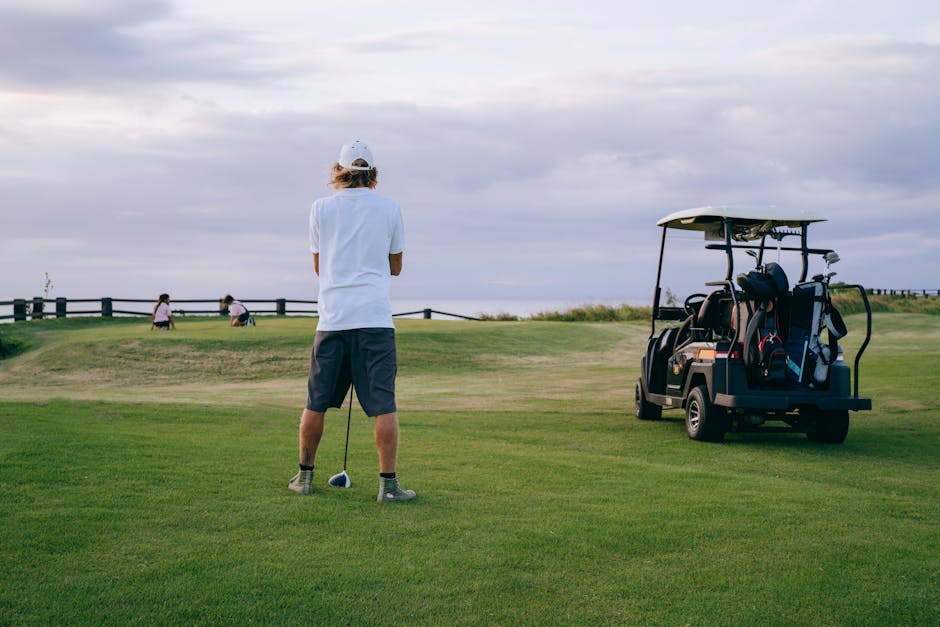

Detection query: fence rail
(865, 289), (939, 297)
(0, 298), (480, 322)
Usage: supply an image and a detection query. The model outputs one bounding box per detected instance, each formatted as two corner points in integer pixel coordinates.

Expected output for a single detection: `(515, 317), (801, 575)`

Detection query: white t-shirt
(309, 187), (404, 331)
(154, 302), (171, 323)
(228, 300), (247, 317)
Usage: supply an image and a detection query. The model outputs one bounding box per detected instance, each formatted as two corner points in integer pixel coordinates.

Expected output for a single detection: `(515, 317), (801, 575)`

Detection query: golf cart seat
(697, 291), (723, 331)
(694, 289), (742, 342)
(646, 325), (682, 393)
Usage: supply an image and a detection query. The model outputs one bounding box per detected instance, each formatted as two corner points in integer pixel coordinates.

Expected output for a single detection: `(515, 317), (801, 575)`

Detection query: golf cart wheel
(635, 379), (661, 420)
(806, 410), (849, 444)
(685, 385), (728, 442)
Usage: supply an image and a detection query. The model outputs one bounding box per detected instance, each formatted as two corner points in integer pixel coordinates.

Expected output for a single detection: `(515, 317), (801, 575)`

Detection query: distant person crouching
(151, 293), (176, 331)
(222, 294), (255, 327)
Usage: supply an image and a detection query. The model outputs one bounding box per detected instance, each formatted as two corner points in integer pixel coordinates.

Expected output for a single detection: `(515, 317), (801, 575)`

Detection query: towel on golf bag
(786, 282), (822, 384)
(758, 330), (788, 382)
(742, 305), (787, 384)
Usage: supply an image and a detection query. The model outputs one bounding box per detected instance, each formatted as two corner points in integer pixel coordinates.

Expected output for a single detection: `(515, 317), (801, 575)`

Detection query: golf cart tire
(635, 379), (662, 420)
(685, 385), (728, 442)
(806, 410), (850, 444)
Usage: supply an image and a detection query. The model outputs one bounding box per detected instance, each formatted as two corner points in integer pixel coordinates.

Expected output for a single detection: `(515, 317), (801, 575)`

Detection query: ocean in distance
(390, 298), (646, 320)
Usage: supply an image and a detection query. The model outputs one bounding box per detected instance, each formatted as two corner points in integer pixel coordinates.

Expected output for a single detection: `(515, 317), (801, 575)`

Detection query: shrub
(831, 291), (940, 316)
(0, 333), (25, 359)
(530, 304), (650, 322)
(477, 312), (521, 321)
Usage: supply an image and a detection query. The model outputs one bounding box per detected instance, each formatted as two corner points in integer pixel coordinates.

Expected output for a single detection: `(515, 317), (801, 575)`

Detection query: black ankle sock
(299, 464), (314, 471)
(380, 472), (396, 479)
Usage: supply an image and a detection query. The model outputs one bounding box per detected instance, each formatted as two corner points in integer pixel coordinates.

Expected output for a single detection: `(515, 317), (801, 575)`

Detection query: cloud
(758, 34), (940, 73)
(921, 21), (940, 45)
(352, 29), (450, 54)
(0, 0), (288, 90)
(346, 19), (514, 55)
(3, 26), (940, 302)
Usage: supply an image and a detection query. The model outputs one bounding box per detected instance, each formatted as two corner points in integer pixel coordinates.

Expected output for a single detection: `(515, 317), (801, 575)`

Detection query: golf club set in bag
(737, 252), (847, 388)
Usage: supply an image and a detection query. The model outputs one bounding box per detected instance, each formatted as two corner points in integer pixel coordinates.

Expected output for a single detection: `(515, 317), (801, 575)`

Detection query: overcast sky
(2, 0), (939, 311)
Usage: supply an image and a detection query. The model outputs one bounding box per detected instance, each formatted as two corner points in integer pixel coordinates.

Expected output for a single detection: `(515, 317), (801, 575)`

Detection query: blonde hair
(330, 159), (378, 189)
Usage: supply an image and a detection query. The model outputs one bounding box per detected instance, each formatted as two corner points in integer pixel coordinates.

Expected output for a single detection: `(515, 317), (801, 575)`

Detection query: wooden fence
(866, 289), (939, 297)
(0, 298), (480, 322)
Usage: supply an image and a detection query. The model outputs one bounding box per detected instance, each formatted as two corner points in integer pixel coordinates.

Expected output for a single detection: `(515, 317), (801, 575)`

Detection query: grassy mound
(0, 316), (629, 385)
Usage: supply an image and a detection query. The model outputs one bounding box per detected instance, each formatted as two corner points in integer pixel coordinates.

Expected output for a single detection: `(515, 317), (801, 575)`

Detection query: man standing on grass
(288, 140), (415, 503)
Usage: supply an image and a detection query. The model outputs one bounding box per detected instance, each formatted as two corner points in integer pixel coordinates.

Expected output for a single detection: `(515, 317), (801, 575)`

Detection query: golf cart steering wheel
(684, 293), (707, 318)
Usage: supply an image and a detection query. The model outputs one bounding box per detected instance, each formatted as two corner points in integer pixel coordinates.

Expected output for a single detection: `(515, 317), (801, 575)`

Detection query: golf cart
(635, 206), (872, 443)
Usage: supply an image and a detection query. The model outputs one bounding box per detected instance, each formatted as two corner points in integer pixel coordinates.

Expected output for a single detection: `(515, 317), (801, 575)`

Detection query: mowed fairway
(1, 315), (938, 625)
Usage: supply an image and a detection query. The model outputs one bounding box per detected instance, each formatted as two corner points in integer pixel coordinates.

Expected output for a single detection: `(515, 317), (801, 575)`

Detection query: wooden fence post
(423, 308), (432, 319)
(56, 297), (67, 318)
(101, 297), (113, 317)
(31, 297), (44, 320)
(13, 299), (27, 321)
(276, 299), (286, 316)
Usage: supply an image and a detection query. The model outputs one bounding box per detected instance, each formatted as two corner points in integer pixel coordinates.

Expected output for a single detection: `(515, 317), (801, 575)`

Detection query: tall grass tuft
(530, 303), (650, 321)
(476, 311), (522, 321)
(831, 291), (940, 315)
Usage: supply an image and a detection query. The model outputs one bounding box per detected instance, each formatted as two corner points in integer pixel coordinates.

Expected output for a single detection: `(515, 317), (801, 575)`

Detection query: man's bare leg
(375, 412), (415, 502)
(374, 412), (398, 473)
(300, 409), (325, 467)
(289, 409), (324, 494)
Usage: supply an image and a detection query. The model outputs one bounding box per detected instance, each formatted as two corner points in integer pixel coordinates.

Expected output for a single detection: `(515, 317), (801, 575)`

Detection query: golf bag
(737, 263), (790, 385)
(785, 281), (846, 387)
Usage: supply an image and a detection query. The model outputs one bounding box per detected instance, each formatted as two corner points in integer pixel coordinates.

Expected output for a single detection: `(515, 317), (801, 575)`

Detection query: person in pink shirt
(151, 293), (176, 331)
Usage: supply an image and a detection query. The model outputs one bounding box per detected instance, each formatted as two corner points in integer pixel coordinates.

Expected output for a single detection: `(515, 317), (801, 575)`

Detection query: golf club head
(328, 470), (351, 488)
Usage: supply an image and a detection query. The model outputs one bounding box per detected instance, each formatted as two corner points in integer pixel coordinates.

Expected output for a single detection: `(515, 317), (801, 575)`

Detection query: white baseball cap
(338, 140), (375, 170)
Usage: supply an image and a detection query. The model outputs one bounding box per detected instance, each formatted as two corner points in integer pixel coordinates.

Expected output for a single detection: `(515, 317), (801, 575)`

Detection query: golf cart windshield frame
(650, 218), (834, 335)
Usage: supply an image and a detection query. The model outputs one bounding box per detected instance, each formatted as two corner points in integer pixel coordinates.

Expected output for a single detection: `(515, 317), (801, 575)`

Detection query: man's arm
(313, 253), (319, 276)
(389, 252), (403, 276)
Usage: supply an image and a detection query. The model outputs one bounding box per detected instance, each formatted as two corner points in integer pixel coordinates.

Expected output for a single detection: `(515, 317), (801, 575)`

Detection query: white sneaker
(288, 469), (313, 494)
(377, 476), (416, 503)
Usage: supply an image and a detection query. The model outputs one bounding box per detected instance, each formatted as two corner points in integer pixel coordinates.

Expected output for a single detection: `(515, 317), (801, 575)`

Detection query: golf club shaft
(342, 386), (353, 470)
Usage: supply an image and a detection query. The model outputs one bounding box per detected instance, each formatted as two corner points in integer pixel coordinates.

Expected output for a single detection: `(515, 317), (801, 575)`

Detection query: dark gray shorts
(306, 328), (397, 417)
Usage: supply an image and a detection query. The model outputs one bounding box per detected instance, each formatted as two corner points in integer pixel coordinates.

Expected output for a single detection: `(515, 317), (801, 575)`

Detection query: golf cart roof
(657, 205), (827, 231)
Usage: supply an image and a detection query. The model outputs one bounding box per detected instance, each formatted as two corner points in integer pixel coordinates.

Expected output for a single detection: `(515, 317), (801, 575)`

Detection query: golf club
(328, 386), (354, 488)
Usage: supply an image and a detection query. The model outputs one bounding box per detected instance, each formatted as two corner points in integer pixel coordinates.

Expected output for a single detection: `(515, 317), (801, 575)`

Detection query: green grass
(1, 315), (938, 624)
